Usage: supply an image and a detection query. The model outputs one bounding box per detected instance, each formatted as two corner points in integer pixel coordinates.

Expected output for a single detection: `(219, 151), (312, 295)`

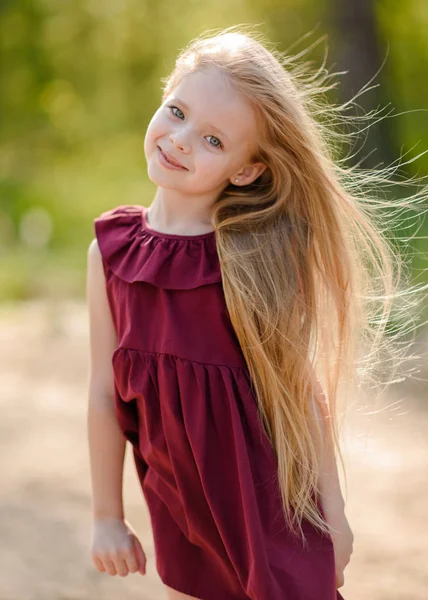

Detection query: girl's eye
(206, 135), (222, 148)
(167, 105), (223, 149)
(168, 105), (184, 120)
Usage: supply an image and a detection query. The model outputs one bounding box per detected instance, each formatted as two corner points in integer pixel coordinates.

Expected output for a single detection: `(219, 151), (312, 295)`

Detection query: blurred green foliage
(0, 0), (427, 302)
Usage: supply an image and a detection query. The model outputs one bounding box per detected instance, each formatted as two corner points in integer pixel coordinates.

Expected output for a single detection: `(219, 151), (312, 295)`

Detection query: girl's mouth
(157, 147), (188, 170)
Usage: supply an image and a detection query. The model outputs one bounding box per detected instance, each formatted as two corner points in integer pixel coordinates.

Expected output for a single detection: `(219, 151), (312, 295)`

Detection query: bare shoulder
(87, 237), (117, 398)
(87, 237), (102, 270)
(86, 238), (106, 297)
(86, 235), (111, 306)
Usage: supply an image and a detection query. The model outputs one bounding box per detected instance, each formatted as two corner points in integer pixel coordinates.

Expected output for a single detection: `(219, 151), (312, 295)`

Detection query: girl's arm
(308, 373), (354, 588)
(308, 375), (344, 511)
(86, 238), (125, 520)
(86, 239), (147, 578)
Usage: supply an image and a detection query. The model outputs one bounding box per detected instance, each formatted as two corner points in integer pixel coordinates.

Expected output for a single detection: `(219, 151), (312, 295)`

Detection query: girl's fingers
(123, 548), (139, 573)
(133, 537), (147, 574)
(103, 558), (117, 576)
(335, 570), (345, 588)
(92, 556), (105, 572)
(114, 557), (129, 577)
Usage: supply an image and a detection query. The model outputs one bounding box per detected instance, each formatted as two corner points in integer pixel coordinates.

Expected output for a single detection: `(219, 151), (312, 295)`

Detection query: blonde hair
(160, 25), (427, 545)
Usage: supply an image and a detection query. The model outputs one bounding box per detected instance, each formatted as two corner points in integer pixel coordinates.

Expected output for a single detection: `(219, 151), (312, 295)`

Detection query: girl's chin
(146, 168), (187, 189)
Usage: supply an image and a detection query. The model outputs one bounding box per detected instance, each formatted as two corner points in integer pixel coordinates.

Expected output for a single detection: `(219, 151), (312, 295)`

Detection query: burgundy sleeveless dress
(94, 204), (345, 600)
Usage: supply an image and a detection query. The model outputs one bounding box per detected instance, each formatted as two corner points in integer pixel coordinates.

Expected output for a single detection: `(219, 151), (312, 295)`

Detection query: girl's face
(144, 68), (266, 196)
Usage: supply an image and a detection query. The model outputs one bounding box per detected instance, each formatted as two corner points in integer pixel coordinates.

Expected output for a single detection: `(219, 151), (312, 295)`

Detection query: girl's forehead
(172, 69), (240, 105)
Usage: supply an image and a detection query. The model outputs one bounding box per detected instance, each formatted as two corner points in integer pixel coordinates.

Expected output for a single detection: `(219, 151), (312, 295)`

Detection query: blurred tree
(327, 0), (399, 170)
(0, 0), (426, 301)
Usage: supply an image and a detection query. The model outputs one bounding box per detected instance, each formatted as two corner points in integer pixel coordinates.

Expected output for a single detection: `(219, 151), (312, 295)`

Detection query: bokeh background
(1, 1), (428, 599)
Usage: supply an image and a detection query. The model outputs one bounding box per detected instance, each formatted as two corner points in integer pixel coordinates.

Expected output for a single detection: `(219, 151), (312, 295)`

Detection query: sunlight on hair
(160, 23), (428, 547)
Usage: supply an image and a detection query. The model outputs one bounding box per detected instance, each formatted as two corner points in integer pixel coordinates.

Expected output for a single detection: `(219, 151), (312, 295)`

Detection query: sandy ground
(0, 299), (427, 600)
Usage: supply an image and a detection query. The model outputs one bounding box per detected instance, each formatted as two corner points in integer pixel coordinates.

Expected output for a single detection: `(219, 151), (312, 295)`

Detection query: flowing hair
(160, 25), (428, 544)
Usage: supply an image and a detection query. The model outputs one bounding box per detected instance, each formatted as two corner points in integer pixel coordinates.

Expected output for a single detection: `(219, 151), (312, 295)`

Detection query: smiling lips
(158, 146), (187, 170)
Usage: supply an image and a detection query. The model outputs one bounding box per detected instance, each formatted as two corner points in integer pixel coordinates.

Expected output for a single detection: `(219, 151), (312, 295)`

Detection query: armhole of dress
(94, 231), (119, 337)
(93, 219), (112, 282)
(99, 251), (111, 280)
(101, 257), (120, 341)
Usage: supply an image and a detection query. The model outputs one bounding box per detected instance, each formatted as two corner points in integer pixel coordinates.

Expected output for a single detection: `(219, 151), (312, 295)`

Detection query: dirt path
(1, 300), (427, 600)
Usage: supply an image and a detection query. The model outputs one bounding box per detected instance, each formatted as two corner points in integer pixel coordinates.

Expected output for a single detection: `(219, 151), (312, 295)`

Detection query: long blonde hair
(160, 25), (427, 544)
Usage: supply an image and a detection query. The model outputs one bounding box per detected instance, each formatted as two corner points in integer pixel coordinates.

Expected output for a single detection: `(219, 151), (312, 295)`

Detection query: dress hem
(157, 566), (205, 600)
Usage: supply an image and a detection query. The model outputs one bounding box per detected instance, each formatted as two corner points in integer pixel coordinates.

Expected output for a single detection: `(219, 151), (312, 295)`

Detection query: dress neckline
(141, 205), (216, 241)
(94, 205), (222, 288)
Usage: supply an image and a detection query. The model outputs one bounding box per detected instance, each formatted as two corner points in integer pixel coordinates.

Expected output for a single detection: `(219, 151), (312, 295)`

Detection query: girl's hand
(328, 512), (354, 588)
(90, 517), (147, 577)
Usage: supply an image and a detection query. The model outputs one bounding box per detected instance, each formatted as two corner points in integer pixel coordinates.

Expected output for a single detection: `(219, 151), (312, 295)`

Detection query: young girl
(86, 26), (415, 600)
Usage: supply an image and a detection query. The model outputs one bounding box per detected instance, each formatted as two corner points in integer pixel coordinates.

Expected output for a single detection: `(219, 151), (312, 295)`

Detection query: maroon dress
(94, 204), (345, 600)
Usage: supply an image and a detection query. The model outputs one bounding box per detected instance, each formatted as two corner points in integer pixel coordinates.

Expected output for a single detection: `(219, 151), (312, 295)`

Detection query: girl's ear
(233, 162), (267, 186)
(249, 162), (268, 182)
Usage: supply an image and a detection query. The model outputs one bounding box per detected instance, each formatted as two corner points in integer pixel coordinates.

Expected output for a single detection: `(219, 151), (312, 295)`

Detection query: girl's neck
(148, 189), (216, 236)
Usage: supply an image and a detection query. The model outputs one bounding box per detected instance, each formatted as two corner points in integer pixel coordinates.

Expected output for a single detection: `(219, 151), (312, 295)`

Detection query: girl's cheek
(146, 112), (166, 138)
(148, 120), (161, 139)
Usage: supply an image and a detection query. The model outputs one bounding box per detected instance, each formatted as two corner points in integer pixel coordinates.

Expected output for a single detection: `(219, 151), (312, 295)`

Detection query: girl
(87, 26), (418, 600)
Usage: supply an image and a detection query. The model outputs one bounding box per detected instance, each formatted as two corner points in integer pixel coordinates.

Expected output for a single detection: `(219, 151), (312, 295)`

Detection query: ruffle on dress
(93, 204), (222, 289)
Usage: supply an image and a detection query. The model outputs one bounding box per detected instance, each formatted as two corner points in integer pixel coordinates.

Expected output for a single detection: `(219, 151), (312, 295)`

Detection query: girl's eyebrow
(169, 97), (230, 142)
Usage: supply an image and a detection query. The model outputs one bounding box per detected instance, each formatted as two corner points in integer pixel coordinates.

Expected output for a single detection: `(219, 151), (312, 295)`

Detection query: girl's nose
(169, 131), (191, 153)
